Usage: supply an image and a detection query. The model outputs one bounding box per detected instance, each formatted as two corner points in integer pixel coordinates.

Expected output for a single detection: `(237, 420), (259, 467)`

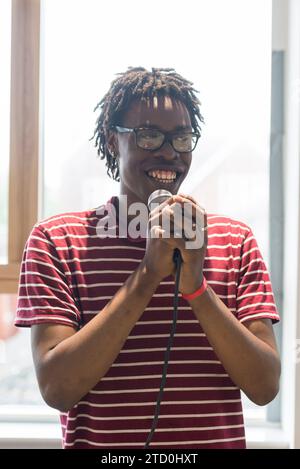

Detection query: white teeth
(147, 170), (177, 180)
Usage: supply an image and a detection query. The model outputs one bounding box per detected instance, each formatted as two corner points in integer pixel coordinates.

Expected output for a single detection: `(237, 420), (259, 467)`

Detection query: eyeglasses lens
(136, 129), (196, 152)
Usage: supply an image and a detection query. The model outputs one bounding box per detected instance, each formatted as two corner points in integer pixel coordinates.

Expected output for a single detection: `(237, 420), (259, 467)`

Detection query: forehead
(121, 95), (192, 131)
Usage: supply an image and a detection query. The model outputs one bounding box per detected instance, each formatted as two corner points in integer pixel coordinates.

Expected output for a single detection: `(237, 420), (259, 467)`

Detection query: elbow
(48, 399), (74, 414)
(247, 362), (281, 407)
(40, 383), (77, 413)
(248, 381), (280, 406)
(35, 349), (82, 412)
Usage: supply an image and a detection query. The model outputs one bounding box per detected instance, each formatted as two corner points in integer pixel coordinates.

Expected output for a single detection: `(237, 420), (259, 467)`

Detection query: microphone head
(147, 189), (172, 211)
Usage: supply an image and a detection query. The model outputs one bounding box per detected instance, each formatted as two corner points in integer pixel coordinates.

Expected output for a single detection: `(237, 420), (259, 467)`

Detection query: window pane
(0, 0), (11, 264)
(0, 294), (44, 406)
(41, 0), (272, 422)
(42, 0), (271, 259)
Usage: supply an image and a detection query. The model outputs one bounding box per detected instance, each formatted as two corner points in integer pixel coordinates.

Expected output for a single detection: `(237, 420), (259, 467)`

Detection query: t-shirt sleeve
(15, 224), (81, 329)
(236, 227), (280, 324)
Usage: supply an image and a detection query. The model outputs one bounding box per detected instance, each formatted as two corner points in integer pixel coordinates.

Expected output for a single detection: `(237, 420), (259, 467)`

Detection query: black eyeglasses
(113, 126), (200, 153)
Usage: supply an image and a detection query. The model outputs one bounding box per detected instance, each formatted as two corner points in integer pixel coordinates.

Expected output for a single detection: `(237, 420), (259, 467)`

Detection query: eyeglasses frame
(112, 125), (200, 153)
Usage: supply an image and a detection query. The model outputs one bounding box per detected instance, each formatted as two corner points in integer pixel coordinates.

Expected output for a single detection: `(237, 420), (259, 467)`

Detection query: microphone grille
(147, 189), (172, 210)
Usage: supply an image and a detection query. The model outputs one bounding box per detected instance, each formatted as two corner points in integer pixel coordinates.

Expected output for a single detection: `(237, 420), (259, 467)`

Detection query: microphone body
(147, 190), (182, 265)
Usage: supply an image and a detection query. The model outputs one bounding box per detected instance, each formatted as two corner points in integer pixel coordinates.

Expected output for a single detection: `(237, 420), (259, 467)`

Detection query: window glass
(0, 294), (44, 406)
(6, 0), (272, 419)
(43, 0), (272, 265)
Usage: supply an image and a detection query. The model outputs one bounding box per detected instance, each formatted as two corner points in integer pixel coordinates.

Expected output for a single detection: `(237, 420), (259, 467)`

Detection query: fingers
(148, 193), (207, 248)
(148, 194), (178, 220)
(149, 194), (203, 223)
(148, 225), (166, 239)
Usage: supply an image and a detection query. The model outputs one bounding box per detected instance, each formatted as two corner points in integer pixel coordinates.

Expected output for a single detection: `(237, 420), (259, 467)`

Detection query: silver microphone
(147, 189), (172, 211)
(148, 190), (204, 247)
(147, 189), (181, 264)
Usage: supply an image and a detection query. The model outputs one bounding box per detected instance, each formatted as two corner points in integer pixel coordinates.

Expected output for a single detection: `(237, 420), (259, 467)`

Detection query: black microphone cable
(144, 248), (182, 449)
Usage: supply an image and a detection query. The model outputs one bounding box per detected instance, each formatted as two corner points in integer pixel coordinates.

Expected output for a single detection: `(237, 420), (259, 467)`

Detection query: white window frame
(279, 0), (300, 450)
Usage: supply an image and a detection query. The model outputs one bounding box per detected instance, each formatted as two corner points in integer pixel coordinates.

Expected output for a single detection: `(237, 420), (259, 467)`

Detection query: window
(1, 0), (276, 426)
(0, 0), (53, 419)
(42, 0), (272, 269)
(42, 0), (273, 422)
(0, 294), (44, 406)
(0, 0), (40, 293)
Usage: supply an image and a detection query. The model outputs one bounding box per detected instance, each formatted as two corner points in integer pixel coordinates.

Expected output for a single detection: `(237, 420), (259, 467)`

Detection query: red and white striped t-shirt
(15, 196), (280, 449)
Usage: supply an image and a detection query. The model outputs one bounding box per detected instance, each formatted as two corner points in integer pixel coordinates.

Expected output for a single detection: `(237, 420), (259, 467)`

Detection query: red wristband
(181, 277), (207, 300)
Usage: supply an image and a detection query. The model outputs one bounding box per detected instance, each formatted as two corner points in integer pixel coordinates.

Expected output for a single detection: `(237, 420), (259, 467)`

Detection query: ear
(106, 129), (119, 158)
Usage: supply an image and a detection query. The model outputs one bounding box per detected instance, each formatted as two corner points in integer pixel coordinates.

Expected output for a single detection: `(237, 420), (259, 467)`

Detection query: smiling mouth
(145, 169), (181, 184)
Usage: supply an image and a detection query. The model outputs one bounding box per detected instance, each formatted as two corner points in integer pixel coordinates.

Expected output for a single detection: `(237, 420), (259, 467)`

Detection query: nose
(153, 139), (179, 160)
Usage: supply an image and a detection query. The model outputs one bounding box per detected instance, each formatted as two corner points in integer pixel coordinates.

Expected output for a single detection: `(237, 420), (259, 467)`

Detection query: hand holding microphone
(144, 189), (207, 295)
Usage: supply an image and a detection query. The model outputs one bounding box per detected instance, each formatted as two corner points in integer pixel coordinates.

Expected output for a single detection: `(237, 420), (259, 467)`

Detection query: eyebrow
(138, 124), (193, 132)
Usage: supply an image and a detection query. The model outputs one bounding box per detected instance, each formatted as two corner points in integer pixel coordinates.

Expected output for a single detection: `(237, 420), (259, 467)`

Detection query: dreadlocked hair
(90, 66), (205, 182)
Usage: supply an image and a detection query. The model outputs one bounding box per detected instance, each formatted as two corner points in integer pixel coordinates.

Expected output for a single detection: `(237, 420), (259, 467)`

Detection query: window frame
(267, 48), (284, 423)
(0, 0), (287, 436)
(0, 0), (41, 294)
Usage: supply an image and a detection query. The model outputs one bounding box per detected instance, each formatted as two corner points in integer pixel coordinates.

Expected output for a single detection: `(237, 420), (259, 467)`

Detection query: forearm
(187, 285), (280, 405)
(43, 260), (160, 411)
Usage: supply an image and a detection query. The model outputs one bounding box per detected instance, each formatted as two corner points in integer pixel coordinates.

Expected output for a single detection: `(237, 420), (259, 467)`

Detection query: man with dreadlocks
(15, 67), (280, 449)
